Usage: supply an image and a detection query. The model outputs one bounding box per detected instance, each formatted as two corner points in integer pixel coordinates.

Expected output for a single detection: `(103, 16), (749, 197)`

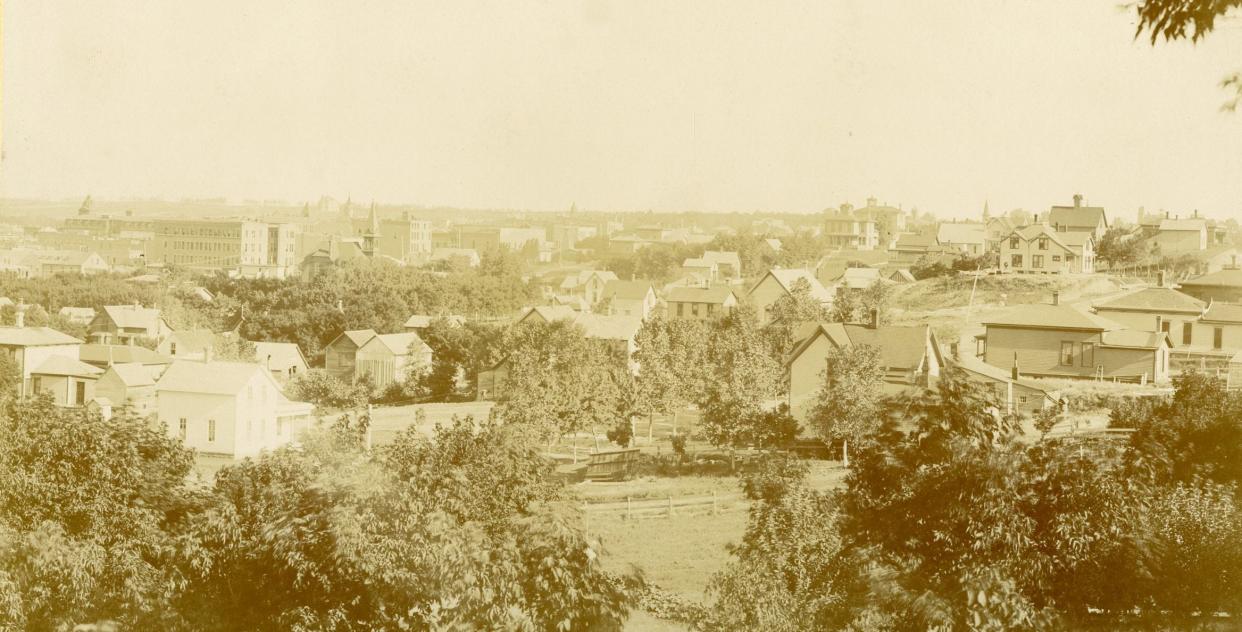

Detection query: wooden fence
(582, 492), (746, 520)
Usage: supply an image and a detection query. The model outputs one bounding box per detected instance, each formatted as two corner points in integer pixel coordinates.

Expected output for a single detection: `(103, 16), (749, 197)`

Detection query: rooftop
(1093, 287), (1206, 314)
(0, 326), (83, 347)
(983, 303), (1121, 331)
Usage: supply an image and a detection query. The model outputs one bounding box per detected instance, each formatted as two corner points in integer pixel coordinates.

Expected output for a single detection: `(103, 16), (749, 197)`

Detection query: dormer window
(1038, 237), (1049, 250)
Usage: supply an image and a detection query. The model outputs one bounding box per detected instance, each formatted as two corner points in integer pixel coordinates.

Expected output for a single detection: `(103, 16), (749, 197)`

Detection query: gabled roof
(701, 250), (741, 269)
(1047, 205), (1108, 230)
(102, 362), (157, 387)
(517, 305), (578, 324)
(1093, 288), (1205, 315)
(665, 285), (738, 305)
(340, 329), (378, 347)
(983, 303), (1121, 331)
(0, 326), (83, 347)
(1010, 225), (1080, 252)
(79, 344), (172, 366)
(1201, 302), (1242, 323)
(753, 268), (835, 303)
(1159, 218), (1208, 232)
(888, 269), (917, 283)
(31, 355), (103, 377)
(363, 332), (432, 356)
(602, 280), (655, 301)
(838, 267), (889, 290)
(166, 329), (216, 352)
(893, 232), (939, 250)
(787, 322), (935, 372)
(101, 305), (163, 331)
(682, 257), (714, 269)
(1180, 270), (1242, 289)
(253, 341), (309, 369)
(58, 306), (96, 320)
(156, 360), (268, 395)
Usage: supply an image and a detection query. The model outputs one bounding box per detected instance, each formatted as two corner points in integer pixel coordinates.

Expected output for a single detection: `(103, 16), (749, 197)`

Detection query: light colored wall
(788, 333), (834, 424)
(1155, 230), (1206, 253)
(983, 327), (1100, 378)
(160, 391), (237, 456)
(748, 275), (788, 322)
(1191, 321), (1242, 351)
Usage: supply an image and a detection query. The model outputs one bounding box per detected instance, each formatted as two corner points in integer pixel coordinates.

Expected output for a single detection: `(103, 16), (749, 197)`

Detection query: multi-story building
(150, 219), (299, 278)
(350, 209), (433, 263)
(822, 204), (880, 250)
(999, 224), (1095, 274)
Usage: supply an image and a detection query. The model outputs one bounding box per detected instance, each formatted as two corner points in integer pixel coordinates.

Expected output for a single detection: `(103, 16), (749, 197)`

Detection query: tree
(705, 455), (865, 631)
(286, 368), (370, 410)
(829, 279), (889, 326)
(699, 306), (784, 460)
(807, 344), (884, 466)
(763, 277), (831, 357)
(1095, 226), (1144, 270)
(495, 320), (624, 455)
(0, 397), (195, 630)
(1136, 0), (1242, 112)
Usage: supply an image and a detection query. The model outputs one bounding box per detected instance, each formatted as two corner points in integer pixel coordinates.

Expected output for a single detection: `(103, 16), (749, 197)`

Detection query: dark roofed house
(1093, 286), (1206, 348)
(1047, 194), (1109, 240)
(787, 319), (943, 423)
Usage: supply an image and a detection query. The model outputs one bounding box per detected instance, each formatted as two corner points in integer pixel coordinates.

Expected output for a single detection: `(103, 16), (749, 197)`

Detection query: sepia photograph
(2, 1), (1242, 630)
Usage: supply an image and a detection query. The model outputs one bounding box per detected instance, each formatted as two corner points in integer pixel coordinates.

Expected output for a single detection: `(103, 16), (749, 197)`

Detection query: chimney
(1052, 291), (1060, 306)
(1073, 194), (1083, 208)
(1012, 352), (1020, 381)
(1166, 210), (1170, 220)
(1158, 270), (1167, 287)
(1155, 315), (1163, 334)
(14, 299), (26, 328)
(868, 307), (879, 329)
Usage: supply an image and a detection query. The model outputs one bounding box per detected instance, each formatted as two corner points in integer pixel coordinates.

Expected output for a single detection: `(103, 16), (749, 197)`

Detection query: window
(1060, 342), (1075, 366)
(179, 418), (187, 440)
(74, 381), (86, 405)
(1038, 237), (1049, 250)
(676, 303), (684, 317)
(1080, 342), (1095, 367)
(31, 377), (41, 394)
(1011, 254), (1023, 267)
(170, 342), (177, 355)
(1214, 327), (1224, 350)
(207, 419), (216, 442)
(691, 303), (700, 317)
(1052, 255), (1061, 262)
(1019, 395), (1029, 404)
(1161, 320), (1170, 335)
(1183, 322), (1193, 346)
(1009, 236), (1019, 249)
(1032, 255), (1044, 268)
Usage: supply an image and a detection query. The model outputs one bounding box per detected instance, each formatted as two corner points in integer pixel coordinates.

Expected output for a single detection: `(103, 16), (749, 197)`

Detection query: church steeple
(982, 200), (991, 221)
(362, 201), (379, 257)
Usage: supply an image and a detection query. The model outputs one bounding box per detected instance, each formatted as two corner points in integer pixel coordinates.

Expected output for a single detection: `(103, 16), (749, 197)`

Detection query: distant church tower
(78, 195), (93, 216)
(982, 200), (991, 221)
(362, 201), (379, 257)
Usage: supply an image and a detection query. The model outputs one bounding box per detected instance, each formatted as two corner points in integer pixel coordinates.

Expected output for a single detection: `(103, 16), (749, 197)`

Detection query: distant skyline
(3, 1), (1242, 218)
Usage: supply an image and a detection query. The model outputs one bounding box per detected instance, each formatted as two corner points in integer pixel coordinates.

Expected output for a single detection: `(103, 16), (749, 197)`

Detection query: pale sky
(3, 1), (1242, 218)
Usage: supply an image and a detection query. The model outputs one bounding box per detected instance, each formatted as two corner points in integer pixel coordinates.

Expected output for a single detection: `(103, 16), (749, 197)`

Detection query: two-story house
(1092, 284), (1206, 349)
(1047, 195), (1109, 241)
(96, 362), (161, 419)
(0, 318), (86, 400)
(747, 268), (834, 323)
(88, 304), (171, 345)
(977, 293), (1170, 383)
(936, 222), (987, 256)
(324, 329), (432, 389)
(999, 224), (1095, 274)
(600, 280), (658, 320)
(156, 360), (315, 462)
(559, 270), (619, 306)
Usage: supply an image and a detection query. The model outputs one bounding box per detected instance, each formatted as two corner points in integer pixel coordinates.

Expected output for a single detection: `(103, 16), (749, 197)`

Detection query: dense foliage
(0, 395), (631, 630)
(707, 370), (1242, 630)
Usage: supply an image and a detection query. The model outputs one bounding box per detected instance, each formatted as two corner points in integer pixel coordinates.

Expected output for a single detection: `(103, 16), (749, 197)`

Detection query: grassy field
(890, 273), (1120, 313)
(593, 509), (747, 604)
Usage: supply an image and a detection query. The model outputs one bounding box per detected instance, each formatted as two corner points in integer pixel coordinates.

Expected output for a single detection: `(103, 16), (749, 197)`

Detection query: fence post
(626, 496), (631, 521)
(668, 495), (673, 518)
